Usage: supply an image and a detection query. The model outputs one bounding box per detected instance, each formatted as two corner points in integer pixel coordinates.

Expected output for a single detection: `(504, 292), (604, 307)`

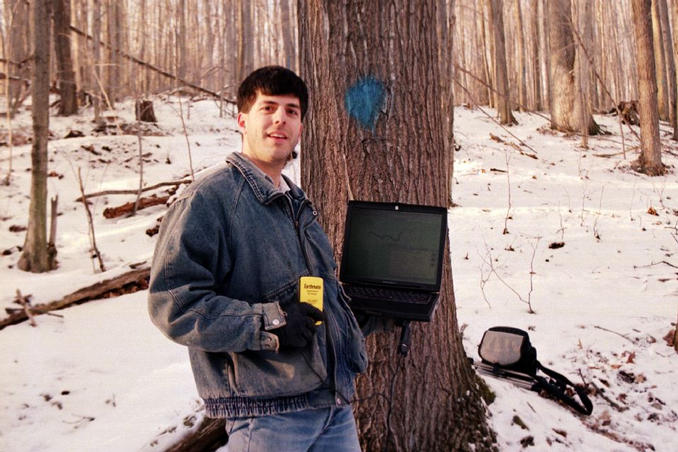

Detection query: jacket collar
(227, 152), (305, 204)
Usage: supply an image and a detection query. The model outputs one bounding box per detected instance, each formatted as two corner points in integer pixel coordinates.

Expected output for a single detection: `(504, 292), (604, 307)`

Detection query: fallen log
(0, 266), (150, 330)
(164, 417), (227, 452)
(103, 195), (169, 219)
(75, 179), (191, 202)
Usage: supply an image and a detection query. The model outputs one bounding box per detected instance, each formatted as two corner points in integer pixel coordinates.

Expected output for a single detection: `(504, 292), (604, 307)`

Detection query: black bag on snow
(476, 326), (593, 416)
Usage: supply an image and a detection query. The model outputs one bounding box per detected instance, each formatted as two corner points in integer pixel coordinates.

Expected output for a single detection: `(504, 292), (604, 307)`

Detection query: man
(148, 66), (367, 451)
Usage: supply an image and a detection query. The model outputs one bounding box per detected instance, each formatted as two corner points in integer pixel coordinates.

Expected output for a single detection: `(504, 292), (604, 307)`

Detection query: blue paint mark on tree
(344, 77), (386, 130)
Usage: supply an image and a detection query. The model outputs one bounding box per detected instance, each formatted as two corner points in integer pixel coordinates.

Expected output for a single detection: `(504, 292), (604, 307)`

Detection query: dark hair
(237, 66), (309, 119)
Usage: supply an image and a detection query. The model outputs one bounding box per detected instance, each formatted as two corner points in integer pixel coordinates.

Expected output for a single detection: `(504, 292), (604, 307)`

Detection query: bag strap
(533, 360), (593, 415)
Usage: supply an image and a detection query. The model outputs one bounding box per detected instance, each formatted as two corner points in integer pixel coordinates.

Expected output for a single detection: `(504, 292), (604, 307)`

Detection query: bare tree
(298, 1), (495, 450)
(657, 0), (677, 138)
(672, 0), (678, 138)
(530, 0), (543, 110)
(236, 0), (254, 84)
(4, 0), (31, 117)
(92, 0), (102, 122)
(488, 0), (517, 124)
(18, 0), (57, 273)
(631, 0), (665, 175)
(651, 0), (669, 121)
(279, 0), (295, 71)
(513, 0), (527, 111)
(548, 0), (599, 134)
(52, 0), (78, 115)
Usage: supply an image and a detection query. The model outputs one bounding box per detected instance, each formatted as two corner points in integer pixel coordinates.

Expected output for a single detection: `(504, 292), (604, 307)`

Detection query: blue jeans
(225, 405), (361, 452)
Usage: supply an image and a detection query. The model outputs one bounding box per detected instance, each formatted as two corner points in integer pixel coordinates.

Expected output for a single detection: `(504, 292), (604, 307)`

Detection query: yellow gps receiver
(299, 276), (323, 325)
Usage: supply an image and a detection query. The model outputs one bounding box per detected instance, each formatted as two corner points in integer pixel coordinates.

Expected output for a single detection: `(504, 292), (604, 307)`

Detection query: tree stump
(135, 99), (157, 122)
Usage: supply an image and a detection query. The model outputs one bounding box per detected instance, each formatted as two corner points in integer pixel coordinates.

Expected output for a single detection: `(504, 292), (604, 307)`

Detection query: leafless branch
(77, 168), (105, 273)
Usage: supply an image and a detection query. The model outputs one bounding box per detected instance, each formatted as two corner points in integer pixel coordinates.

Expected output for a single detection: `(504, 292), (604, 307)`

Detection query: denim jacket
(148, 152), (368, 418)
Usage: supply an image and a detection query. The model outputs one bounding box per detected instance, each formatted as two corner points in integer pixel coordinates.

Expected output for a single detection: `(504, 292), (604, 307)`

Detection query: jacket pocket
(225, 282), (328, 398)
(225, 335), (327, 397)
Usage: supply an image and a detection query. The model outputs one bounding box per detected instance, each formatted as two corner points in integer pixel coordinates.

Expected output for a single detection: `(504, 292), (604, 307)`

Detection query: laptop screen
(340, 201), (447, 290)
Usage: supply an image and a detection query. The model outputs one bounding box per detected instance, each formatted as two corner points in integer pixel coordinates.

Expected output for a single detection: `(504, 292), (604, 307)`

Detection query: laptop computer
(339, 200), (448, 321)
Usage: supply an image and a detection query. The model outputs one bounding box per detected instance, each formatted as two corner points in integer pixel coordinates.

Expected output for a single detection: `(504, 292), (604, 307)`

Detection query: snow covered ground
(1, 96), (676, 451)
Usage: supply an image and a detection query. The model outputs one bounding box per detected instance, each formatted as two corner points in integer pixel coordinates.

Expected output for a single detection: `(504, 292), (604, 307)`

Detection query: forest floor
(1, 96), (677, 451)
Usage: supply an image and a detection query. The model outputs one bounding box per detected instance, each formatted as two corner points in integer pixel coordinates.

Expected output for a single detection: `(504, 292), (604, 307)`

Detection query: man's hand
(273, 302), (324, 349)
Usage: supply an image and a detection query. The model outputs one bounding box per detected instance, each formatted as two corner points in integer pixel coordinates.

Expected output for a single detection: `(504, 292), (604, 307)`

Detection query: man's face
(237, 92), (303, 170)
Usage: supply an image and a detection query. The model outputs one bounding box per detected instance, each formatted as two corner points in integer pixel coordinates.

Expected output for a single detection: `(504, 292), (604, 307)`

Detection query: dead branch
(75, 179), (191, 202)
(633, 260), (678, 270)
(103, 195), (169, 219)
(0, 267), (150, 330)
(133, 135), (144, 216)
(489, 133), (538, 160)
(593, 325), (637, 344)
(454, 64), (551, 123)
(587, 378), (628, 413)
(478, 238), (539, 314)
(48, 195), (58, 267)
(177, 98), (195, 181)
(68, 24), (235, 104)
(15, 290), (37, 327)
(164, 417), (227, 452)
(77, 168), (106, 272)
(455, 76), (539, 158)
(503, 150), (512, 235)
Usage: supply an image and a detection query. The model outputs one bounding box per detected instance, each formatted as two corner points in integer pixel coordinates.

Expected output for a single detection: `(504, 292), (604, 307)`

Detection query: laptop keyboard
(345, 285), (433, 304)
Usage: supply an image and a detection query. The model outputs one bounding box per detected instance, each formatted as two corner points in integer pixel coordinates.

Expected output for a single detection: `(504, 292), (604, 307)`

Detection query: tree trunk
(484, 0), (496, 108)
(5, 0), (31, 116)
(236, 0), (253, 85)
(476, 5), (491, 105)
(531, 0), (543, 110)
(651, 0), (669, 121)
(657, 0), (677, 138)
(548, 0), (599, 134)
(204, 0), (214, 89)
(672, 0), (678, 139)
(178, 0), (187, 82)
(140, 0), (148, 95)
(541, 0), (551, 109)
(514, 0), (527, 111)
(489, 0), (517, 124)
(298, 1), (495, 450)
(92, 0), (102, 122)
(18, 0), (56, 273)
(280, 0), (295, 71)
(52, 0), (78, 115)
(631, 0), (665, 175)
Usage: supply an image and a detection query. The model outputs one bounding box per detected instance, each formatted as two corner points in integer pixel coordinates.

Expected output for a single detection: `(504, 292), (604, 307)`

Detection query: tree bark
(657, 0), (677, 138)
(548, 0), (599, 134)
(105, 0), (117, 107)
(631, 0), (665, 175)
(52, 0), (78, 115)
(5, 0), (31, 116)
(514, 0), (527, 111)
(92, 0), (102, 122)
(651, 0), (669, 121)
(489, 0), (517, 124)
(672, 0), (678, 139)
(18, 0), (56, 273)
(531, 0), (543, 110)
(541, 0), (551, 109)
(280, 0), (295, 71)
(298, 1), (495, 450)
